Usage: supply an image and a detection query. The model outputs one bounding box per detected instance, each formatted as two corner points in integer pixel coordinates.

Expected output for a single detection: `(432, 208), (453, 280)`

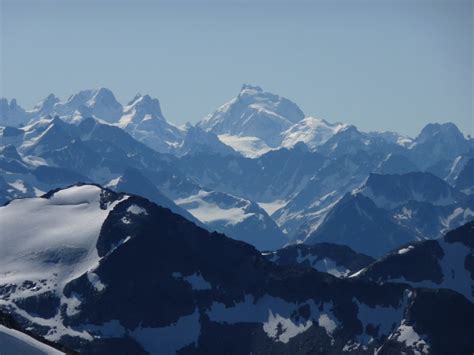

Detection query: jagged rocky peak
(415, 122), (466, 144)
(31, 93), (60, 114)
(90, 87), (117, 102)
(409, 122), (471, 168)
(52, 88), (123, 123)
(0, 98), (29, 127)
(121, 93), (165, 124)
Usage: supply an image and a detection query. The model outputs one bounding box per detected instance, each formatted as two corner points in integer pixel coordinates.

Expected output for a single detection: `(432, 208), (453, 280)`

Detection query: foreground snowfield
(0, 325), (64, 355)
(0, 185), (125, 293)
(0, 185), (129, 342)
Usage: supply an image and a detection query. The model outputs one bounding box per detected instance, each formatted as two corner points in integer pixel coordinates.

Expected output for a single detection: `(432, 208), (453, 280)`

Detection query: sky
(0, 0), (472, 137)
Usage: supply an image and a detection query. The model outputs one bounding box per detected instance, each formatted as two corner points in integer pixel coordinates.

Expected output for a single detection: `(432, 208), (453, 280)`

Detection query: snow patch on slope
(354, 291), (410, 345)
(387, 321), (430, 354)
(175, 190), (254, 226)
(281, 116), (347, 150)
(218, 134), (274, 158)
(207, 294), (339, 343)
(257, 200), (287, 216)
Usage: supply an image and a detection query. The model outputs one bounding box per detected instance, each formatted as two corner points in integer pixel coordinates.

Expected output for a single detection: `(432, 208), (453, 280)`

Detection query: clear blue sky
(1, 0), (472, 137)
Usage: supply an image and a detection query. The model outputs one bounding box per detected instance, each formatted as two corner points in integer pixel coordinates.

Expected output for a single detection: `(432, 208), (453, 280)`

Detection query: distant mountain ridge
(1, 85), (473, 253)
(6, 85), (469, 159)
(0, 88), (235, 157)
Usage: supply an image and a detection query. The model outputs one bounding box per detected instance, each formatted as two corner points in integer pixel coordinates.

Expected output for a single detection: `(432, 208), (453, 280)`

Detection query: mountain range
(0, 184), (473, 354)
(1, 85), (474, 354)
(1, 86), (473, 250)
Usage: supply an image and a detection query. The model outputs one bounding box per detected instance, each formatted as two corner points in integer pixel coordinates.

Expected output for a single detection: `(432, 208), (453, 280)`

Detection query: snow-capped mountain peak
(280, 116), (348, 150)
(239, 83), (264, 94)
(60, 89), (96, 110)
(30, 93), (60, 118)
(116, 93), (189, 154)
(86, 87), (118, 107)
(414, 122), (466, 145)
(198, 84), (305, 148)
(119, 94), (165, 127)
(408, 122), (471, 169)
(52, 88), (123, 123)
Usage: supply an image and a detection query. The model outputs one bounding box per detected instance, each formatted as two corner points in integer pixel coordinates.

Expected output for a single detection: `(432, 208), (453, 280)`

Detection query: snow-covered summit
(0, 88), (124, 125)
(198, 84), (305, 147)
(0, 184), (122, 287)
(53, 88), (123, 123)
(117, 93), (185, 154)
(280, 116), (347, 150)
(408, 122), (471, 169)
(414, 122), (466, 145)
(196, 85), (357, 157)
(119, 94), (166, 128)
(29, 94), (60, 119)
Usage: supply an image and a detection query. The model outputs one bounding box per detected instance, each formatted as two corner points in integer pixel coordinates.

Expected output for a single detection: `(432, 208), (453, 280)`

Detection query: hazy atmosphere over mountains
(1, 0), (473, 354)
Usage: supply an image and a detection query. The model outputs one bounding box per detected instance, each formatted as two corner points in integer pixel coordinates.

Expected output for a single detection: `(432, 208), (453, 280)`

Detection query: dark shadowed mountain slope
(304, 193), (416, 256)
(352, 221), (474, 302)
(357, 172), (465, 209)
(264, 243), (374, 277)
(456, 157), (474, 194)
(302, 171), (474, 256)
(1, 185), (473, 354)
(375, 153), (419, 175)
(407, 122), (471, 169)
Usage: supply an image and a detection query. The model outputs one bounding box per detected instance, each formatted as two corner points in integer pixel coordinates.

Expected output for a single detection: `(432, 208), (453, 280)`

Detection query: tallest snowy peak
(198, 84), (305, 147)
(239, 84), (263, 94)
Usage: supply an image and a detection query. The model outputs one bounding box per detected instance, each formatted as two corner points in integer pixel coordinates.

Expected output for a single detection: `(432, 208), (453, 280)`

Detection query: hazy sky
(1, 0), (472, 137)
